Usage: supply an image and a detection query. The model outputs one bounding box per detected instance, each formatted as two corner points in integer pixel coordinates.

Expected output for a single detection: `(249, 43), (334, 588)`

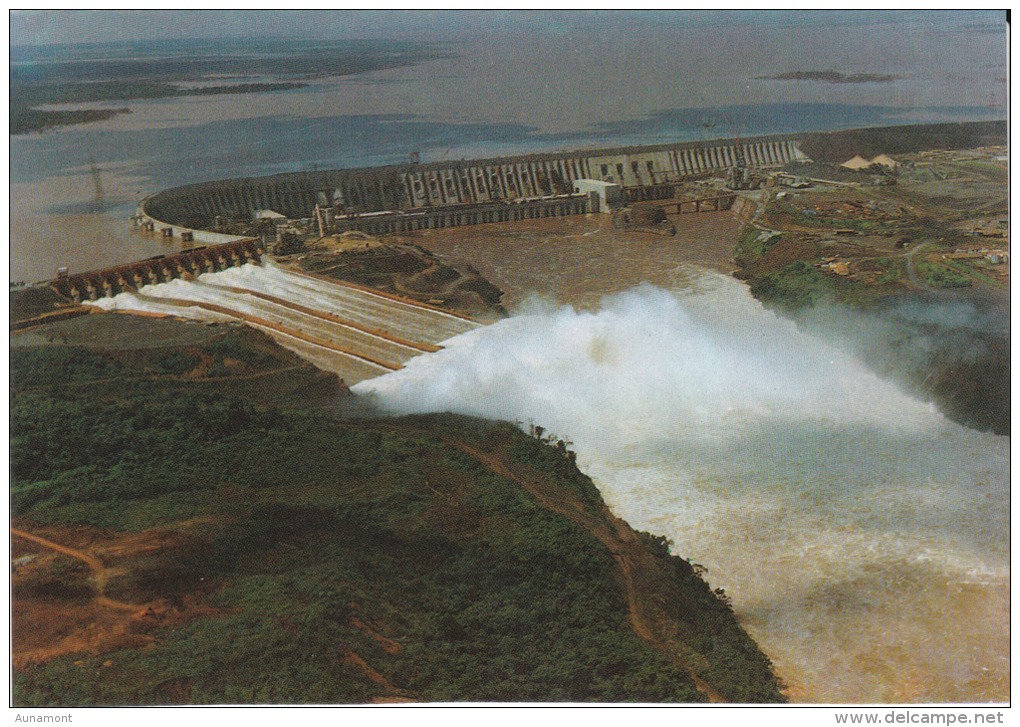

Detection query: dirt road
(12, 527), (138, 612)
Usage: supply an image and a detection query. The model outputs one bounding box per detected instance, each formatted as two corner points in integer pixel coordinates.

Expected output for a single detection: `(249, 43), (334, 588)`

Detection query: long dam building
(139, 136), (810, 241)
(45, 135), (809, 385)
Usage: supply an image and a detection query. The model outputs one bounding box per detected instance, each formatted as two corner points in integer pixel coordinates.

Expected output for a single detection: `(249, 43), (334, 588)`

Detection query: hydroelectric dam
(50, 134), (810, 383)
(86, 261), (480, 384)
(136, 135), (809, 242)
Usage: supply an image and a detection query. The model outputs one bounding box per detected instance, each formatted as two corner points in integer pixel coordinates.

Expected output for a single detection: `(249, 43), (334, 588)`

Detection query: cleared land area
(739, 146), (1008, 308)
(295, 238), (507, 322)
(734, 145), (1008, 434)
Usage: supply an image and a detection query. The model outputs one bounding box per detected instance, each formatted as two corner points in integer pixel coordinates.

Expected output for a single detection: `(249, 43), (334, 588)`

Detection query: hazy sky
(10, 9), (1005, 46)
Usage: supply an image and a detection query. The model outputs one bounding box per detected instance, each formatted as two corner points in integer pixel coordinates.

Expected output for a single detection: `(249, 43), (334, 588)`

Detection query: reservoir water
(10, 15), (1006, 283)
(11, 13), (1009, 703)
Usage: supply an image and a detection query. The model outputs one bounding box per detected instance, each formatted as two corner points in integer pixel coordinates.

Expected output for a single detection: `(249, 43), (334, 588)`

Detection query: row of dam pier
(140, 137), (809, 238)
(55, 136), (809, 301)
(52, 239), (262, 303)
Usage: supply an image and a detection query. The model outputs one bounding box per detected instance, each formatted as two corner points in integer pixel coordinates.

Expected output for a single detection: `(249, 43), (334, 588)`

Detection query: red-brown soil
(11, 521), (221, 669)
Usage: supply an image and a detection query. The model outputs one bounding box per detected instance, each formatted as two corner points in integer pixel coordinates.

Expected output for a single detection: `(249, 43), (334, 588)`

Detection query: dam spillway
(85, 261), (480, 384)
(139, 136), (810, 238)
(77, 135), (808, 383)
(51, 238), (263, 302)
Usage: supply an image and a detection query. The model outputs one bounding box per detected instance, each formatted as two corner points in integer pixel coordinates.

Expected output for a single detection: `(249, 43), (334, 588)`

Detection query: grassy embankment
(11, 319), (784, 704)
(298, 242), (507, 319)
(734, 224), (846, 309)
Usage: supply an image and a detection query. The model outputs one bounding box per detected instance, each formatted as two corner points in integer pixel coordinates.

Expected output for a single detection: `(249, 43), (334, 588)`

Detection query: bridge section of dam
(52, 238), (262, 303)
(140, 137), (809, 238)
(46, 220), (479, 384)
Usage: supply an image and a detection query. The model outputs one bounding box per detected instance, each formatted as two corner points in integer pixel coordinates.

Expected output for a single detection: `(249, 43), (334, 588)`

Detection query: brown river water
(360, 215), (1010, 703)
(10, 15), (1008, 703)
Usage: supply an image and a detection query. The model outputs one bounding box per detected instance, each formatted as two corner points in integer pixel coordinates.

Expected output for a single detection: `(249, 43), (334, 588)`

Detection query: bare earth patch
(12, 521), (222, 669)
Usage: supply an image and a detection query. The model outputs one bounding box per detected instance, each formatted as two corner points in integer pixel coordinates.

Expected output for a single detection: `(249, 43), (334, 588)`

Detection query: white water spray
(356, 273), (1009, 702)
(84, 261), (478, 382)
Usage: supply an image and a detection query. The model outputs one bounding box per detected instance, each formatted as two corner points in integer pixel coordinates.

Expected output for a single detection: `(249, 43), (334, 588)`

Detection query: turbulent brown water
(356, 271), (1009, 703)
(11, 12), (1009, 703)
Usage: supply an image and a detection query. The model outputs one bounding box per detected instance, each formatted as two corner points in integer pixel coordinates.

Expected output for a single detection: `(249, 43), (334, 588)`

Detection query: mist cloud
(355, 273), (1009, 701)
(355, 275), (944, 462)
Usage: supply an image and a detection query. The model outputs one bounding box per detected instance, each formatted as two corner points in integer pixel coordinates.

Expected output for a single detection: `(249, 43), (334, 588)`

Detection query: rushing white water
(85, 290), (236, 322)
(355, 272), (1010, 703)
(84, 261), (478, 382)
(205, 261), (478, 344)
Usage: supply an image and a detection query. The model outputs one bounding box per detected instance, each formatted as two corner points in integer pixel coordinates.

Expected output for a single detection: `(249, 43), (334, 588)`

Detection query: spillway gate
(51, 238), (262, 303)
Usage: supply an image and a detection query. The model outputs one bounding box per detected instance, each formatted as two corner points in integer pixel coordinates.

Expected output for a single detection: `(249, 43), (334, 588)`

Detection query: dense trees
(12, 340), (781, 704)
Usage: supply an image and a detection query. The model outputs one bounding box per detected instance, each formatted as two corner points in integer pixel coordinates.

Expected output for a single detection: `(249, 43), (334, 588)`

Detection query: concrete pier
(51, 238), (262, 302)
(662, 194), (737, 214)
(140, 136), (810, 236)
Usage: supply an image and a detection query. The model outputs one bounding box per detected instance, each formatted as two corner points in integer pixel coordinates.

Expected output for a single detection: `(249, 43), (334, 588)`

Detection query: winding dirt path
(11, 527), (139, 612)
(433, 435), (726, 703)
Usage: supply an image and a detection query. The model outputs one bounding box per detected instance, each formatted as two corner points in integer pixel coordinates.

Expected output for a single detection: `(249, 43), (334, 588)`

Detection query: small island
(10, 39), (452, 134)
(759, 71), (898, 83)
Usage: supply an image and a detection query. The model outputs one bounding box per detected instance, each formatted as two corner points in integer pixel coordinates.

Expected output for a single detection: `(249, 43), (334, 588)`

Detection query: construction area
(736, 145), (1009, 294)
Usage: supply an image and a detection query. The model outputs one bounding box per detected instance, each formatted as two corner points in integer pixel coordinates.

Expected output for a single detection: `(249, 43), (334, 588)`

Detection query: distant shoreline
(10, 107), (132, 135)
(9, 37), (453, 136)
(796, 119), (1006, 162)
(10, 82), (309, 135)
(758, 71), (898, 84)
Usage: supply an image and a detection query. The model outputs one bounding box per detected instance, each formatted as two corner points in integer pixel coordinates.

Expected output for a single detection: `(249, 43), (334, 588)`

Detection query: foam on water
(358, 275), (948, 454)
(355, 272), (1010, 702)
(85, 290), (235, 322)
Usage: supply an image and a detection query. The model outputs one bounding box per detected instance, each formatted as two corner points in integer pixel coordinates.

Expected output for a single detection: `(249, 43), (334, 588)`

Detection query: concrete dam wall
(52, 238), (262, 302)
(84, 261), (481, 384)
(141, 137), (809, 234)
